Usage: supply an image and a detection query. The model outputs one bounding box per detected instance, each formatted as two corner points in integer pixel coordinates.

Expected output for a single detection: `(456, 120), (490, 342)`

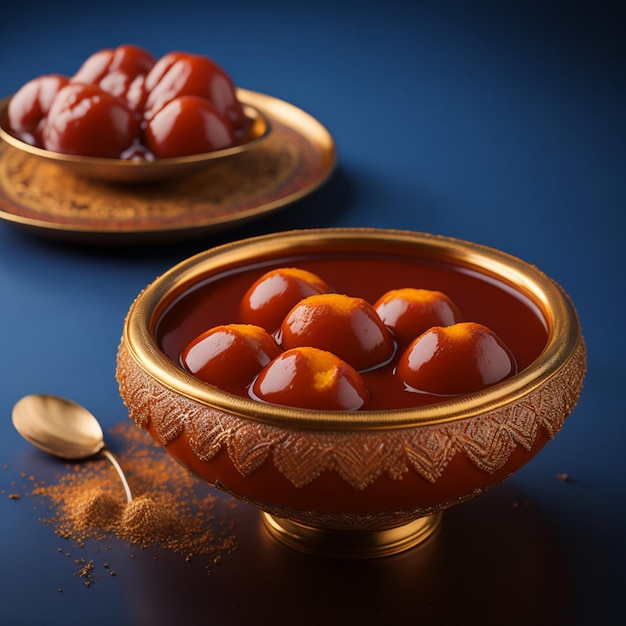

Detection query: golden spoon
(12, 394), (132, 503)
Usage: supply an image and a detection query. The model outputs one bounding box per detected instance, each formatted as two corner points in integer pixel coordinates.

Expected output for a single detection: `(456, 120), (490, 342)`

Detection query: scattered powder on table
(24, 421), (239, 578)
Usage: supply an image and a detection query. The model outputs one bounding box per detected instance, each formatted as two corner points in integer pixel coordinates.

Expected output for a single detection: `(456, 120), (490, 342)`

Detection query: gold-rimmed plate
(0, 89), (336, 244)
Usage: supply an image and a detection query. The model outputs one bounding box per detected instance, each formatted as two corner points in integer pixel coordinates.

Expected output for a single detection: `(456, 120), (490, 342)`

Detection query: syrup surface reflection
(157, 252), (548, 410)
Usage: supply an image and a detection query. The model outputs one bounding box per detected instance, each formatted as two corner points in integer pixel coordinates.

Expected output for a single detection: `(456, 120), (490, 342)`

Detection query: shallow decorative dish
(116, 228), (586, 558)
(0, 90), (335, 243)
(0, 91), (269, 184)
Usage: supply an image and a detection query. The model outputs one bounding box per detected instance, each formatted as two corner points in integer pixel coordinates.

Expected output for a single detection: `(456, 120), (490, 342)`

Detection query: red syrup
(156, 251), (549, 411)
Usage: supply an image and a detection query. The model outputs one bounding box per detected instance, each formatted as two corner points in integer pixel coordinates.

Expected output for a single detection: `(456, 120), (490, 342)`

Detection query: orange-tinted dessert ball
(251, 347), (369, 410)
(239, 267), (333, 332)
(397, 322), (517, 396)
(373, 288), (463, 348)
(279, 293), (395, 371)
(181, 324), (281, 390)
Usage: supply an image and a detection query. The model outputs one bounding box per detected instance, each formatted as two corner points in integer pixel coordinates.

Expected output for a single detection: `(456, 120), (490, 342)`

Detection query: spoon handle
(101, 448), (133, 503)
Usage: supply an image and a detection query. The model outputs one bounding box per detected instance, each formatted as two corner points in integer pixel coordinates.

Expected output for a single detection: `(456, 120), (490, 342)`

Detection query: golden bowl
(116, 228), (586, 558)
(0, 88), (269, 184)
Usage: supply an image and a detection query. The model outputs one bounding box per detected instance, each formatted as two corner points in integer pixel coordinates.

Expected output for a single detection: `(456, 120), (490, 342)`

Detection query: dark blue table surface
(1, 1), (624, 624)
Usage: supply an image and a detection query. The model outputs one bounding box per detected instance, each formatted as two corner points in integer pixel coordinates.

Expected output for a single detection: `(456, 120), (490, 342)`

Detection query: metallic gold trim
(0, 90), (269, 183)
(0, 90), (336, 243)
(122, 228), (584, 431)
(261, 512), (442, 558)
(116, 336), (584, 493)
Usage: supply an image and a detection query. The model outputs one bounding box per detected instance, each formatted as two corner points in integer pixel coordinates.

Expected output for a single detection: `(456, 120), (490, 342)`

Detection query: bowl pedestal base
(261, 512), (442, 559)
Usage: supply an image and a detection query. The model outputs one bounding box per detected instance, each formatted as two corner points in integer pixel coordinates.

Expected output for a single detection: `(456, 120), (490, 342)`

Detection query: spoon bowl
(12, 394), (104, 459)
(12, 394), (132, 502)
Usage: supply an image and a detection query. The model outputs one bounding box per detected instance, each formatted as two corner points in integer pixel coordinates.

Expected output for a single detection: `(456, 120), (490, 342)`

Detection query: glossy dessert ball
(251, 347), (368, 411)
(71, 44), (156, 111)
(72, 44), (156, 87)
(143, 51), (246, 129)
(373, 288), (463, 348)
(41, 83), (140, 158)
(279, 293), (395, 371)
(7, 74), (69, 145)
(396, 322), (517, 396)
(5, 45), (249, 160)
(181, 324), (281, 391)
(145, 95), (235, 158)
(239, 267), (333, 332)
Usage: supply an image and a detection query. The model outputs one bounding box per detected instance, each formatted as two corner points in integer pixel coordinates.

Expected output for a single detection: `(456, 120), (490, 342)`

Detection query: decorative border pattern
(116, 337), (586, 492)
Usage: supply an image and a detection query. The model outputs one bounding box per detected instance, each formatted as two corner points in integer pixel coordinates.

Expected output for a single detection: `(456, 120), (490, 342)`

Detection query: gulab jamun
(278, 293), (395, 371)
(181, 324), (281, 391)
(7, 74), (70, 145)
(251, 346), (369, 411)
(396, 321), (517, 396)
(374, 288), (463, 348)
(239, 267), (333, 332)
(144, 95), (235, 158)
(41, 83), (140, 158)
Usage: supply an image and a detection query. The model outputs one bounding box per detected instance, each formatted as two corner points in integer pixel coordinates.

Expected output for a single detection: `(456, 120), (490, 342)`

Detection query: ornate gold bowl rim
(0, 88), (270, 183)
(122, 227), (582, 431)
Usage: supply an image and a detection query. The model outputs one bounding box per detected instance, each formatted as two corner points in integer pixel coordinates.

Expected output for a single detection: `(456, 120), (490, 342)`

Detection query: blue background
(0, 1), (624, 624)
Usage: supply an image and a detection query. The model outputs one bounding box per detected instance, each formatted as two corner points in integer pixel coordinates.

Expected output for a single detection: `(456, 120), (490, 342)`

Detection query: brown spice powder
(26, 421), (239, 572)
